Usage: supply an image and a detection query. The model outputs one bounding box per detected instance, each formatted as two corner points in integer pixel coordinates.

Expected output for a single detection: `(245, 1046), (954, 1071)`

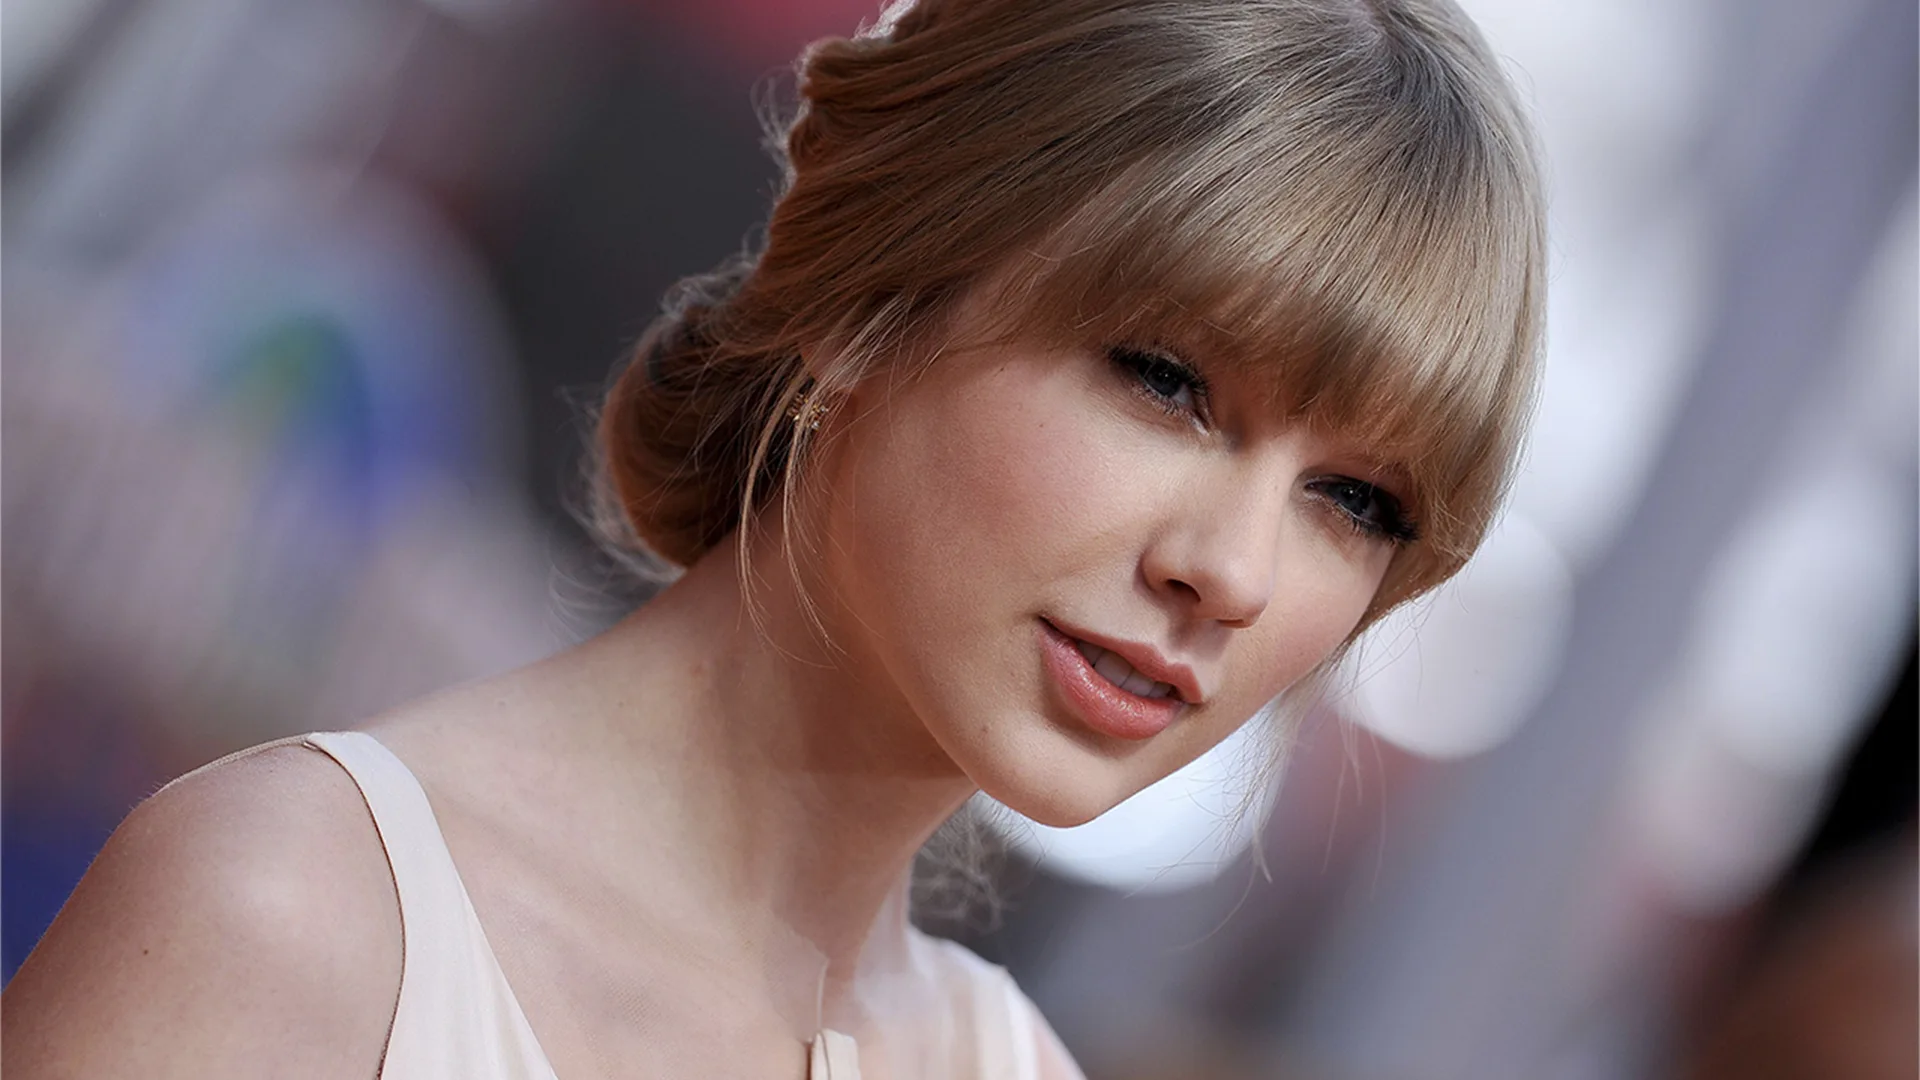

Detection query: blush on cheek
(887, 357), (1137, 564)
(823, 356), (1078, 626)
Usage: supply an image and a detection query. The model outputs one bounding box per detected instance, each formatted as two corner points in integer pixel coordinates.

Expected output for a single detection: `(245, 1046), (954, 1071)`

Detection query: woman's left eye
(1109, 345), (1209, 422)
(1307, 477), (1420, 544)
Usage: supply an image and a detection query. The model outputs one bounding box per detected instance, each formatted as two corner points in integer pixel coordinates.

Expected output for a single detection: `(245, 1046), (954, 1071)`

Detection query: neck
(564, 529), (977, 1025)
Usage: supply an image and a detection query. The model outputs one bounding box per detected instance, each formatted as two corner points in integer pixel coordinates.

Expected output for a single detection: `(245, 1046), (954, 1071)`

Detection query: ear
(795, 335), (878, 415)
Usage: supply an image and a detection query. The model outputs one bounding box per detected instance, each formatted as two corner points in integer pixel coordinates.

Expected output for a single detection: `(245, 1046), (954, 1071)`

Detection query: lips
(1071, 639), (1179, 699)
(1039, 620), (1187, 741)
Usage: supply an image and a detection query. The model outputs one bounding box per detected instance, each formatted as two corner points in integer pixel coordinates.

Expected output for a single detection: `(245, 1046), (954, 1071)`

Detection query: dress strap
(300, 731), (556, 1080)
(810, 1029), (863, 1079)
(969, 957), (1040, 1079)
(927, 937), (1041, 1079)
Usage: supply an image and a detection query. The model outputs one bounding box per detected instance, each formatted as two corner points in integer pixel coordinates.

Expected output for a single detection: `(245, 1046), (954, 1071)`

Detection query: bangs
(976, 106), (1540, 579)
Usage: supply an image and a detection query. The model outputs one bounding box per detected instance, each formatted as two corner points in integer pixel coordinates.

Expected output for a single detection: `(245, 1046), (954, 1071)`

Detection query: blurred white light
(1466, 0), (1714, 574)
(1625, 187), (1917, 917)
(998, 717), (1279, 893)
(1627, 703), (1830, 914)
(1690, 466), (1913, 775)
(1345, 513), (1575, 758)
(1687, 187), (1917, 778)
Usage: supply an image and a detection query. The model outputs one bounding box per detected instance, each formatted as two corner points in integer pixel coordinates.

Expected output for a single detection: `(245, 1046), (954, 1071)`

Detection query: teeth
(1074, 638), (1176, 701)
(1093, 651), (1134, 686)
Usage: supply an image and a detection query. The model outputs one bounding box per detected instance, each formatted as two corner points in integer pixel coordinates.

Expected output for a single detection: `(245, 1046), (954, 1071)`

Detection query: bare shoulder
(2, 738), (403, 1080)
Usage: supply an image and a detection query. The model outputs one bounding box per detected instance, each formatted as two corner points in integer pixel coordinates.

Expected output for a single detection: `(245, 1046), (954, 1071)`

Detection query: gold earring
(787, 390), (826, 432)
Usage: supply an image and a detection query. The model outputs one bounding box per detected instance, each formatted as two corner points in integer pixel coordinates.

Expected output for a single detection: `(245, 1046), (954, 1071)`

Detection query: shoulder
(2, 736), (403, 1079)
(917, 934), (1088, 1080)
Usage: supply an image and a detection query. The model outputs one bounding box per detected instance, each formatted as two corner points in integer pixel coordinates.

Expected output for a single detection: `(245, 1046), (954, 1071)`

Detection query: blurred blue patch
(3, 810), (118, 986)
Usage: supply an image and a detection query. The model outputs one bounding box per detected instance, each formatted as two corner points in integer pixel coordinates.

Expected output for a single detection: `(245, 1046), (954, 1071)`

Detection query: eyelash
(1107, 343), (1420, 547)
(1305, 477), (1421, 545)
(1108, 345), (1211, 425)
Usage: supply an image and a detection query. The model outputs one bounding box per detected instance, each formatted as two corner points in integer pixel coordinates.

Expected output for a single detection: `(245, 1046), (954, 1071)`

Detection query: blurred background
(3, 0), (1913, 1077)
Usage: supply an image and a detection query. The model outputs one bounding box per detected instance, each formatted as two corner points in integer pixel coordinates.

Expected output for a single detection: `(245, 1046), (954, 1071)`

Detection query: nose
(1141, 470), (1283, 629)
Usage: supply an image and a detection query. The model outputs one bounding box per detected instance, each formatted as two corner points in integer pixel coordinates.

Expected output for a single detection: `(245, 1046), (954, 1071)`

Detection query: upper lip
(1047, 619), (1206, 705)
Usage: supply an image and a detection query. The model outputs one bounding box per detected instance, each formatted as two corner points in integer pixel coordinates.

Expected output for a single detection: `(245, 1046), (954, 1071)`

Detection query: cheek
(1237, 536), (1382, 703)
(831, 358), (1138, 601)
(808, 356), (1165, 791)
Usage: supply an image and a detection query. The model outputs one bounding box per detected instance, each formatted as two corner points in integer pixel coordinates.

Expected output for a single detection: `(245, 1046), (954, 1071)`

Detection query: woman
(3, 0), (1545, 1076)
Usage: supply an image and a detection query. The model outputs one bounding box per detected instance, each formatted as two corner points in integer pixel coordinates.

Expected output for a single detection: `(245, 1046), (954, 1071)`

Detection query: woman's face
(810, 294), (1414, 827)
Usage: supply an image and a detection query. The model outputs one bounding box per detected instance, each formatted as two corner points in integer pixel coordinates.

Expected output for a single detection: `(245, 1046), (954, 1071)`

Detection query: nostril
(1167, 577), (1203, 603)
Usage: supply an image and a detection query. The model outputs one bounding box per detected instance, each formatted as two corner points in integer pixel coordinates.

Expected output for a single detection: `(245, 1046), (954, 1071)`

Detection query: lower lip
(1038, 620), (1183, 741)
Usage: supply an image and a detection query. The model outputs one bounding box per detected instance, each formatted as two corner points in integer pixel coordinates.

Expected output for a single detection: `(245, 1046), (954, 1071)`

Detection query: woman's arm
(3, 744), (403, 1079)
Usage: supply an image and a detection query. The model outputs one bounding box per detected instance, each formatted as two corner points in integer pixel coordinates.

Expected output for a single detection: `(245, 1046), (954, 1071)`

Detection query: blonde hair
(596, 0), (1546, 631)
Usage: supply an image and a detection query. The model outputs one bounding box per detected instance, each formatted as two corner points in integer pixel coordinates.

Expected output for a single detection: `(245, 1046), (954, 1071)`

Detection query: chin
(1012, 796), (1111, 831)
(982, 782), (1115, 830)
(961, 730), (1143, 830)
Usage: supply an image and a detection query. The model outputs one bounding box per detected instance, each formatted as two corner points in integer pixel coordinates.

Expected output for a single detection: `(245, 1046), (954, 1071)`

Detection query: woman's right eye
(1108, 345), (1210, 424)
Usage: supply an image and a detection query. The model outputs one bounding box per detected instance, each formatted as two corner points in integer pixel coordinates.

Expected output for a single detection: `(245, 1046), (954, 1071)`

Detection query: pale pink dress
(292, 731), (1046, 1079)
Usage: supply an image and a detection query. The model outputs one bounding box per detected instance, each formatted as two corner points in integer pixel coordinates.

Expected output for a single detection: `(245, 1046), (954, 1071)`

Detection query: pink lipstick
(1038, 620), (1186, 741)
